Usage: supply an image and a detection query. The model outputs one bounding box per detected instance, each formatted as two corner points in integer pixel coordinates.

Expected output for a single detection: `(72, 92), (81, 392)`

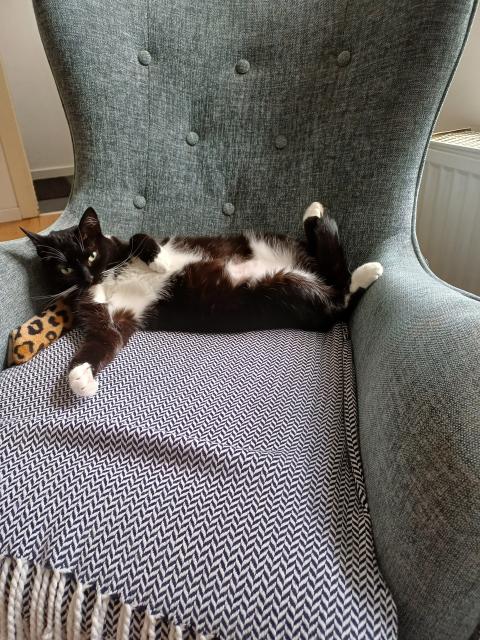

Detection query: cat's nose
(81, 266), (94, 284)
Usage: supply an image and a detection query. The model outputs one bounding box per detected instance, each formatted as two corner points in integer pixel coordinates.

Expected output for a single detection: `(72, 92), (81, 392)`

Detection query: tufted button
(138, 50), (152, 66)
(336, 50), (351, 67)
(235, 59), (250, 74)
(275, 135), (288, 150)
(133, 195), (146, 209)
(186, 131), (199, 146)
(222, 202), (235, 216)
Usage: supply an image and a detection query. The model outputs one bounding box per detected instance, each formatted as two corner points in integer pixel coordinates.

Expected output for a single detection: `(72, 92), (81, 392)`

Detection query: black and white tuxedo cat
(24, 202), (383, 397)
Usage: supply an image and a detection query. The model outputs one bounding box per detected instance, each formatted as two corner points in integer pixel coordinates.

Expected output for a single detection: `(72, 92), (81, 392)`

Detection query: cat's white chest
(90, 241), (202, 320)
(91, 258), (168, 320)
(91, 258), (167, 319)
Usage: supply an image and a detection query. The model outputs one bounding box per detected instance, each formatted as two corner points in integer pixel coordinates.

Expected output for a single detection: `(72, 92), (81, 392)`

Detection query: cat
(23, 203), (383, 397)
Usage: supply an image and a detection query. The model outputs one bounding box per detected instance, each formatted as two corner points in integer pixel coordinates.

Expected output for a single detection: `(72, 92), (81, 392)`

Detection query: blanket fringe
(68, 581), (85, 640)
(0, 558), (11, 639)
(140, 609), (156, 640)
(169, 624), (183, 640)
(90, 590), (109, 640)
(7, 557), (28, 640)
(0, 556), (217, 640)
(116, 601), (132, 640)
(42, 568), (61, 640)
(37, 569), (50, 639)
(30, 564), (43, 640)
(54, 573), (67, 640)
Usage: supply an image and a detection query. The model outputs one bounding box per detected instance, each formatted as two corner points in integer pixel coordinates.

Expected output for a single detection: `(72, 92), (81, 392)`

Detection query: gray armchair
(0, 2), (478, 639)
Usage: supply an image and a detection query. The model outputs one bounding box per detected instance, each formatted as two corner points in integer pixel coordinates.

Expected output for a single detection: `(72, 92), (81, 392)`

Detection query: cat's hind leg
(303, 202), (351, 291)
(343, 262), (384, 314)
(349, 262), (384, 293)
(303, 201), (325, 221)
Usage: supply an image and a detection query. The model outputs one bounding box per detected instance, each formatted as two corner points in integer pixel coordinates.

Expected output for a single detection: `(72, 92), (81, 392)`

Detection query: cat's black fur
(24, 206), (380, 397)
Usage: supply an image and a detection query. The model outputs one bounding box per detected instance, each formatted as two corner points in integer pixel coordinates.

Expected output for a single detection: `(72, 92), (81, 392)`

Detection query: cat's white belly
(226, 235), (301, 285)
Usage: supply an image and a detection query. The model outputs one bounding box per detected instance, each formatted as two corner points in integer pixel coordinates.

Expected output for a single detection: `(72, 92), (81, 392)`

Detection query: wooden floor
(0, 213), (61, 242)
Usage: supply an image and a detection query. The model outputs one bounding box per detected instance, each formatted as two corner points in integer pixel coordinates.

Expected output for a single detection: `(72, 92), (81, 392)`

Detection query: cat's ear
(79, 207), (102, 237)
(20, 228), (46, 250)
(20, 228), (52, 259)
(20, 227), (43, 246)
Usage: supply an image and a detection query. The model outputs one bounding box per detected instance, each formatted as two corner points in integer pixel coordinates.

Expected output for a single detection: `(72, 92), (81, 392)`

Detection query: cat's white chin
(69, 362), (98, 397)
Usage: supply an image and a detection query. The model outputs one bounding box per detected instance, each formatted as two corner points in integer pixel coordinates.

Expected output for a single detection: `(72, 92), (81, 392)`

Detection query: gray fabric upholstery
(352, 243), (480, 640)
(0, 0), (478, 637)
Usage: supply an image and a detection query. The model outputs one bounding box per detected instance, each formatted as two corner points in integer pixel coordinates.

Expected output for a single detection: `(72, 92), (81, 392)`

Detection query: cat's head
(22, 207), (124, 295)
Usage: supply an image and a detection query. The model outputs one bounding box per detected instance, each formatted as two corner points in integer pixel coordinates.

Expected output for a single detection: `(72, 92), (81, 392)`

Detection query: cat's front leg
(69, 362), (98, 397)
(129, 233), (160, 265)
(68, 302), (137, 397)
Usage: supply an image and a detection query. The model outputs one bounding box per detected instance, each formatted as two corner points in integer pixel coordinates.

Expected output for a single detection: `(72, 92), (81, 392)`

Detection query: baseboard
(31, 165), (74, 180)
(0, 208), (22, 223)
(39, 210), (63, 217)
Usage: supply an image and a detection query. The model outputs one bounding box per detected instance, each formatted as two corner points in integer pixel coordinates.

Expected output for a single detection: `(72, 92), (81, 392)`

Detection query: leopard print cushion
(7, 299), (73, 367)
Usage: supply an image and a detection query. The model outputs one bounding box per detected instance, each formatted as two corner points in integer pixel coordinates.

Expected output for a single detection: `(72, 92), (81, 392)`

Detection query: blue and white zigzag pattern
(0, 325), (397, 639)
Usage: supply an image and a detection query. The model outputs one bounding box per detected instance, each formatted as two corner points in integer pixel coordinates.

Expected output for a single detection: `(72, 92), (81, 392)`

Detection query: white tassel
(168, 623), (184, 640)
(116, 602), (132, 640)
(0, 558), (12, 640)
(30, 566), (44, 640)
(147, 613), (156, 640)
(197, 634), (215, 640)
(41, 569), (61, 640)
(72, 582), (85, 640)
(14, 560), (29, 640)
(65, 583), (73, 640)
(140, 610), (156, 640)
(7, 557), (29, 640)
(89, 591), (108, 640)
(67, 582), (84, 640)
(36, 570), (50, 639)
(53, 573), (67, 640)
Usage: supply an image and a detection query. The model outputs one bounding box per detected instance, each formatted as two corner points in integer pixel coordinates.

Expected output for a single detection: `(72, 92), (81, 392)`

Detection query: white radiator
(417, 130), (480, 296)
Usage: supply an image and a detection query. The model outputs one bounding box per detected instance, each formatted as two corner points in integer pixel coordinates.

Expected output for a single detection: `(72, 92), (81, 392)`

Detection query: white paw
(149, 253), (166, 274)
(350, 262), (384, 293)
(69, 362), (98, 397)
(303, 201), (324, 222)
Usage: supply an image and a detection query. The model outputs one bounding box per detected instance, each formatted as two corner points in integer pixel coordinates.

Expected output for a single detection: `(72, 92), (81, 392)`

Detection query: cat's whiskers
(42, 253), (66, 262)
(102, 234), (152, 277)
(102, 246), (138, 276)
(33, 284), (78, 302)
(36, 244), (67, 262)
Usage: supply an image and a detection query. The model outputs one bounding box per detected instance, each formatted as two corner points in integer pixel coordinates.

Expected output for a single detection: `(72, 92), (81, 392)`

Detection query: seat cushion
(0, 325), (397, 639)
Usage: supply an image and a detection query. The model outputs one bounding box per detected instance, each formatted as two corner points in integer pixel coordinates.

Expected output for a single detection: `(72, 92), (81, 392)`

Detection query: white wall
(0, 0), (74, 179)
(436, 9), (480, 132)
(0, 2), (477, 178)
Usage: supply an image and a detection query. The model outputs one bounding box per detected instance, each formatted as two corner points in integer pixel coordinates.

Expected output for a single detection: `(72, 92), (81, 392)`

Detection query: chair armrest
(351, 247), (480, 640)
(0, 236), (46, 367)
(0, 212), (78, 368)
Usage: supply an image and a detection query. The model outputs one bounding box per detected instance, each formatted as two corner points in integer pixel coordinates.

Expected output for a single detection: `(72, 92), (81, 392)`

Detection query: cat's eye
(88, 251), (97, 264)
(59, 265), (73, 275)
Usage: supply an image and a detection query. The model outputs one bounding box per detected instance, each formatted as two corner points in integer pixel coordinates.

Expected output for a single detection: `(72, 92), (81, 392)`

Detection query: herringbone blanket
(0, 325), (397, 639)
